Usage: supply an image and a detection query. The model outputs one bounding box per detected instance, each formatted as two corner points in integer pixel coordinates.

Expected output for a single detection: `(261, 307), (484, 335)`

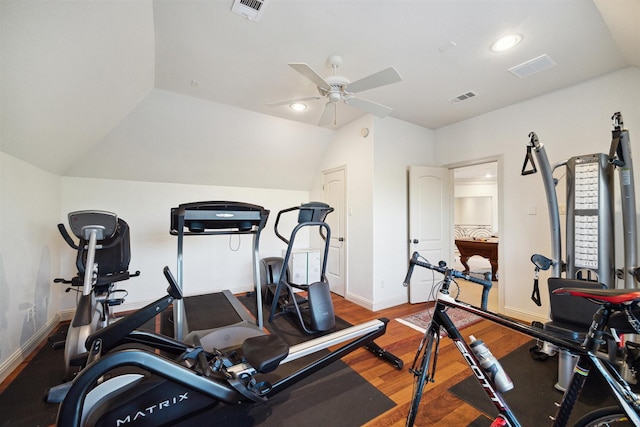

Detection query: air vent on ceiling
(451, 90), (478, 104)
(231, 0), (269, 22)
(508, 54), (557, 78)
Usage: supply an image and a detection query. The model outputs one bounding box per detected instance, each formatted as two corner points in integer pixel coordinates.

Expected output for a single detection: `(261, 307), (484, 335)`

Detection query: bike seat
(242, 334), (289, 374)
(553, 287), (640, 305)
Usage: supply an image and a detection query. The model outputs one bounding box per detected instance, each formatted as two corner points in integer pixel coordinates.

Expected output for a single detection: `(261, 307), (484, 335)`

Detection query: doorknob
(339, 237), (344, 242)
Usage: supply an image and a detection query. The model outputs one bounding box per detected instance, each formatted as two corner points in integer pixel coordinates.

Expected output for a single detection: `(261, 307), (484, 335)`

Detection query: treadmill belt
(183, 292), (244, 331)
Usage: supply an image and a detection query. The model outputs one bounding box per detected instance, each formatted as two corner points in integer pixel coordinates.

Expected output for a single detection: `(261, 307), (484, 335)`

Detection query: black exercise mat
(173, 358), (395, 426)
(449, 341), (617, 425)
(0, 326), (66, 427)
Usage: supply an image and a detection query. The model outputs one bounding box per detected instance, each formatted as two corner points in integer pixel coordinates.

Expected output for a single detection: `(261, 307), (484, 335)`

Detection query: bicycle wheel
(574, 406), (633, 426)
(406, 330), (438, 427)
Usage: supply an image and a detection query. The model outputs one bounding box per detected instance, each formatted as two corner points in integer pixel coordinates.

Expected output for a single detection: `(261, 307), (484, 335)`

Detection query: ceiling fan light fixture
(491, 34), (522, 52)
(280, 56), (402, 127)
(289, 102), (307, 112)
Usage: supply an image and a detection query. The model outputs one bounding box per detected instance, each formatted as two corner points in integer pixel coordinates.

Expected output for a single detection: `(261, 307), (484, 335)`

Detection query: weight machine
(522, 112), (639, 389)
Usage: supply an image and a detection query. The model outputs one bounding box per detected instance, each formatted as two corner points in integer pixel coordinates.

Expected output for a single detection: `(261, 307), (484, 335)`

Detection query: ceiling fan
(270, 55), (402, 126)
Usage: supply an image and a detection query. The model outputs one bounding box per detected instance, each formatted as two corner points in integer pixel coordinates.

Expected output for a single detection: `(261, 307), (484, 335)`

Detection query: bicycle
(403, 251), (640, 426)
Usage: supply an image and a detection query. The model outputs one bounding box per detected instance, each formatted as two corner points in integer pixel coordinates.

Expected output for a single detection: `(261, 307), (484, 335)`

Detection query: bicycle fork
(409, 328), (441, 383)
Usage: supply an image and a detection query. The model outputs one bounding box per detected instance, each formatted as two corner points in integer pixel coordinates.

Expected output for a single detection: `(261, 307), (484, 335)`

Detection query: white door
(408, 165), (451, 303)
(324, 168), (346, 296)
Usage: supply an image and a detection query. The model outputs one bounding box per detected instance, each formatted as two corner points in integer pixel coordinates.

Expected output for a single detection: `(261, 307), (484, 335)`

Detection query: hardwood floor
(330, 291), (531, 426)
(1, 285), (532, 426)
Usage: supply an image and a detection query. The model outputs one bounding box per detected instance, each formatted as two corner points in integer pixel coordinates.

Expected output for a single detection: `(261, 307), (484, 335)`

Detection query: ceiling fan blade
(267, 95), (323, 107)
(345, 96), (393, 118)
(347, 67), (402, 94)
(318, 102), (336, 127)
(289, 63), (331, 91)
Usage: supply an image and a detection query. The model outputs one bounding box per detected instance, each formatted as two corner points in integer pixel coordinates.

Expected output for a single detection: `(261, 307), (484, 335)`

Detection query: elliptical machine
(52, 210), (140, 381)
(267, 202), (336, 334)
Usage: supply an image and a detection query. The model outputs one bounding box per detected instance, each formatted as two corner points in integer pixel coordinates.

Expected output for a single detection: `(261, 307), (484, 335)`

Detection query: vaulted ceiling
(1, 0), (639, 189)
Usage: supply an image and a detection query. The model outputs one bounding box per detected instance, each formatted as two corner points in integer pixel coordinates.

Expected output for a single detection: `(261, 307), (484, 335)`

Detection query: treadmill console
(170, 201), (269, 235)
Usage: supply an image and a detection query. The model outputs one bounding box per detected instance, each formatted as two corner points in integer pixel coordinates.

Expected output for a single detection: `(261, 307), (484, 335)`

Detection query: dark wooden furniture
(455, 238), (498, 281)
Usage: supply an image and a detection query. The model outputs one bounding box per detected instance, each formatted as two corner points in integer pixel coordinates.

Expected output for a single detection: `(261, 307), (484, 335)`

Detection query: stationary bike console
(68, 210), (118, 241)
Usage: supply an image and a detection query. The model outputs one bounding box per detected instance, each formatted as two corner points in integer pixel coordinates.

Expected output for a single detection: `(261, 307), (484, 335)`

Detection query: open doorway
(451, 161), (500, 311)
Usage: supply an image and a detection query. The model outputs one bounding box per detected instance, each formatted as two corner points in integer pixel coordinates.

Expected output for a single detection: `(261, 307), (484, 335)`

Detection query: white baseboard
(59, 308), (75, 322)
(502, 305), (548, 324)
(0, 314), (62, 384)
(343, 292), (407, 312)
(371, 295), (409, 311)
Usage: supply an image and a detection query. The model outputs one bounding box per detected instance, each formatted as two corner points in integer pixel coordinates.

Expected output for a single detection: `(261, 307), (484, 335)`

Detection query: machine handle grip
(403, 251), (493, 310)
(58, 223), (79, 250)
(403, 251), (420, 287)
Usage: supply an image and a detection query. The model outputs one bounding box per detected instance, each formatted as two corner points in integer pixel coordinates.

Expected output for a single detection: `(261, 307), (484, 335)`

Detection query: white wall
(435, 66), (640, 322)
(311, 116), (375, 306)
(455, 182), (499, 233)
(311, 115), (435, 310)
(59, 177), (310, 312)
(372, 117), (435, 309)
(0, 152), (62, 382)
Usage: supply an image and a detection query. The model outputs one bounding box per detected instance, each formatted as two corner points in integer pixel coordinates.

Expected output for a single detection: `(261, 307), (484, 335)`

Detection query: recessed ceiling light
(491, 34), (522, 52)
(289, 103), (307, 111)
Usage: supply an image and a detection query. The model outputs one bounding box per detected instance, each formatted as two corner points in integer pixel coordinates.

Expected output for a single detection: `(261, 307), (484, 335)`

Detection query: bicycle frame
(405, 253), (640, 426)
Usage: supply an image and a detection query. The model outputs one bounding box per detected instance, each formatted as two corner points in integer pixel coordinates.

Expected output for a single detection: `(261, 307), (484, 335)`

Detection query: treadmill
(170, 201), (269, 349)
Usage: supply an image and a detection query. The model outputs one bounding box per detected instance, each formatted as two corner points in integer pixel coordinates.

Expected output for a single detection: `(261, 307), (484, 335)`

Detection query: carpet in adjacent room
(396, 305), (482, 336)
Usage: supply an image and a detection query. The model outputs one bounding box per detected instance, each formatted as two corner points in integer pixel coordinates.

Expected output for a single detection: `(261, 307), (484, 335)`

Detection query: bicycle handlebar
(403, 251), (493, 310)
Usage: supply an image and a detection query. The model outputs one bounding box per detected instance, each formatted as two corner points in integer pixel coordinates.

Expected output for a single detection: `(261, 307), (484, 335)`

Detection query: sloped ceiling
(1, 1), (155, 174)
(1, 0), (639, 189)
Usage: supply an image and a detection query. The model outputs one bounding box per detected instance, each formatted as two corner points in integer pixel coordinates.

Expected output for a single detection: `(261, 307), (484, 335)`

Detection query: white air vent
(451, 90), (478, 104)
(231, 0), (269, 22)
(508, 54), (557, 78)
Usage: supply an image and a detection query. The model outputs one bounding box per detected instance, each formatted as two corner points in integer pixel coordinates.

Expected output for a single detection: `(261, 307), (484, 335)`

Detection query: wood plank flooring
(1, 282), (532, 426)
(330, 290), (531, 426)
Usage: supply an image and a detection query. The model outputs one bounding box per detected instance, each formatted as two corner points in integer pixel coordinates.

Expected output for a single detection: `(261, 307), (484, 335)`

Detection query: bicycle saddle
(553, 287), (640, 305)
(554, 287), (640, 334)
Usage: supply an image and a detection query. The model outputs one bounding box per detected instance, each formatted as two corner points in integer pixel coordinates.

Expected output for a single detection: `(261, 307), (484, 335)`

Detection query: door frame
(444, 155), (504, 312)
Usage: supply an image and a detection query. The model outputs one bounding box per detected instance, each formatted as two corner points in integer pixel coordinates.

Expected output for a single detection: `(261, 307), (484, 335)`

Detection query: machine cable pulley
(530, 254), (553, 306)
(531, 268), (541, 306)
(609, 112), (626, 167)
(521, 132), (538, 176)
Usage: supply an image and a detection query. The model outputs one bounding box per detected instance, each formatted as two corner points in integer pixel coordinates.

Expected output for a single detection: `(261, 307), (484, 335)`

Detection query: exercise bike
(55, 266), (391, 426)
(51, 210), (140, 382)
